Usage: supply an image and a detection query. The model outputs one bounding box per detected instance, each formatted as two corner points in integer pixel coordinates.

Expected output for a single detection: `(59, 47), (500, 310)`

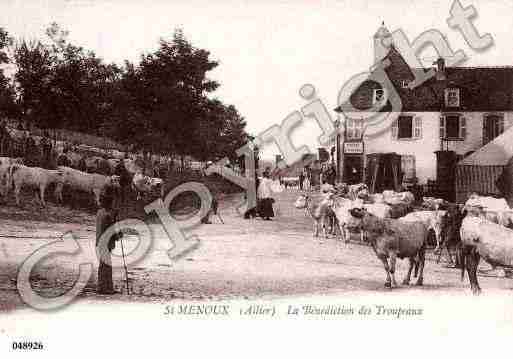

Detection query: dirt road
(1, 189), (512, 312)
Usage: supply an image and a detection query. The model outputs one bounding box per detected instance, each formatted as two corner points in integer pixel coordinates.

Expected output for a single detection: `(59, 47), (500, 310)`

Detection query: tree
(14, 23), (122, 133)
(11, 24), (249, 166)
(13, 38), (56, 126)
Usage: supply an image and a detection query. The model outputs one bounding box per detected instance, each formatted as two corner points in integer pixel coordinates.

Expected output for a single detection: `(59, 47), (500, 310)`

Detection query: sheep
(350, 207), (429, 288)
(460, 215), (513, 294)
(294, 193), (334, 240)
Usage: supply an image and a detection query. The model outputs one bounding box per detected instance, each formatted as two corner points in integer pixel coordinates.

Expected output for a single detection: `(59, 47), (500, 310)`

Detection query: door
(483, 114), (504, 145)
(343, 155), (363, 184)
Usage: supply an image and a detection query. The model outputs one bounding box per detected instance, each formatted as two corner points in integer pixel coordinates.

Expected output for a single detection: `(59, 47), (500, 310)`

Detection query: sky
(0, 0), (512, 159)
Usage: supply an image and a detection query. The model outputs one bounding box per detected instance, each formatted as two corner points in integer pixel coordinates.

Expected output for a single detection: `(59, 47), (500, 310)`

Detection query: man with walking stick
(95, 185), (124, 295)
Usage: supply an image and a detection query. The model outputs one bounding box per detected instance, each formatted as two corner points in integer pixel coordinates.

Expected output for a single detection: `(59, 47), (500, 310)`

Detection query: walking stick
(119, 236), (130, 295)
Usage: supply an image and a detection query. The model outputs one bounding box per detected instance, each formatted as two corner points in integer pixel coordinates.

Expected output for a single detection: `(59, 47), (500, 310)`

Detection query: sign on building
(343, 142), (364, 154)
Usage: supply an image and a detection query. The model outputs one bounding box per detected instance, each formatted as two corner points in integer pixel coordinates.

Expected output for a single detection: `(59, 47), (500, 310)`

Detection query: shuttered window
(440, 114), (466, 140)
(392, 115), (421, 140)
(413, 116), (422, 139)
(346, 119), (363, 140)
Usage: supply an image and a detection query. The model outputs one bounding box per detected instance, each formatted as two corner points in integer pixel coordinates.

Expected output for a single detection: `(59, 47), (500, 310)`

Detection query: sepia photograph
(1, 0), (513, 357)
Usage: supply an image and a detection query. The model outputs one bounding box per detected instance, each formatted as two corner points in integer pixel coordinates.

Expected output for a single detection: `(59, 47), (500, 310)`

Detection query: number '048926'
(12, 342), (44, 350)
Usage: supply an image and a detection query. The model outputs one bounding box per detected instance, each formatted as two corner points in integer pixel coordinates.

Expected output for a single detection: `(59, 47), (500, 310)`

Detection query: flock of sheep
(294, 183), (513, 294)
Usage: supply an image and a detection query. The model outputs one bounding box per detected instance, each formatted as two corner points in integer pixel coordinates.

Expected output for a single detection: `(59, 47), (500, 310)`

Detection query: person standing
(310, 161), (322, 190)
(257, 168), (275, 220)
(299, 169), (305, 191)
(78, 156), (87, 172)
(40, 131), (53, 168)
(115, 156), (132, 205)
(24, 135), (38, 167)
(0, 120), (8, 155)
(95, 185), (121, 295)
(57, 149), (72, 167)
(325, 164), (336, 186)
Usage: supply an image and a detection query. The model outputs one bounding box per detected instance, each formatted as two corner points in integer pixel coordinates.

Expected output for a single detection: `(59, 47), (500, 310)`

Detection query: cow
(350, 207), (429, 288)
(460, 215), (513, 294)
(132, 172), (163, 200)
(10, 164), (64, 207)
(58, 166), (120, 206)
(295, 192), (336, 240)
(399, 210), (447, 252)
(0, 157), (24, 200)
(124, 158), (142, 175)
(348, 183), (369, 200)
(84, 156), (106, 173)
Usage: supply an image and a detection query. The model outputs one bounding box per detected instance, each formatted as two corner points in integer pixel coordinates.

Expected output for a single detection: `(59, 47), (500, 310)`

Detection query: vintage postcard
(1, 0), (513, 357)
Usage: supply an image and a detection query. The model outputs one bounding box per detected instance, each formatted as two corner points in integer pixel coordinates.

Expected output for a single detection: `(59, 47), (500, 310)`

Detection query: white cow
(383, 190), (415, 205)
(464, 194), (513, 227)
(10, 164), (64, 206)
(58, 166), (120, 206)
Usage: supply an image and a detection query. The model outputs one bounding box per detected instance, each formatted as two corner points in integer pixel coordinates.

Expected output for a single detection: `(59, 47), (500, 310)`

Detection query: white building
(335, 23), (513, 187)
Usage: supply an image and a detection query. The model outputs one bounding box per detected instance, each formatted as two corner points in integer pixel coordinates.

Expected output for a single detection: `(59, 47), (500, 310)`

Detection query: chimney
(434, 57), (446, 81)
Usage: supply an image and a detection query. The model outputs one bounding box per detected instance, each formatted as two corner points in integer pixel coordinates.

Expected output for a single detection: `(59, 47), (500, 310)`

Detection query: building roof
(335, 46), (513, 113)
(459, 125), (513, 166)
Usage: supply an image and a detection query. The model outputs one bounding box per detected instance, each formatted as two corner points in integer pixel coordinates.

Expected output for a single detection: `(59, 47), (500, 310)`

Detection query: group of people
(298, 162), (337, 191)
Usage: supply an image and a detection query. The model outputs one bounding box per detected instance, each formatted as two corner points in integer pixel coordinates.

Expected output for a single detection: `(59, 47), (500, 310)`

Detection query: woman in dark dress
(257, 169), (275, 220)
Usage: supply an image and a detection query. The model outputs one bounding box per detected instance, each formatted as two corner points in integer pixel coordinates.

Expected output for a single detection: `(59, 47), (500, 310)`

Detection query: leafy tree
(11, 24), (249, 167)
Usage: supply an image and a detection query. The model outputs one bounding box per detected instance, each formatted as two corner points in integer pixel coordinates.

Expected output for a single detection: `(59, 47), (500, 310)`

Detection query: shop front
(342, 141), (364, 184)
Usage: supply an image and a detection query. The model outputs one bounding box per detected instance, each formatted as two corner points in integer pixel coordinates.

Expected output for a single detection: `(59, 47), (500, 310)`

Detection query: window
(345, 119), (363, 140)
(401, 80), (409, 89)
(392, 115), (422, 140)
(440, 114), (466, 140)
(398, 116), (413, 139)
(373, 88), (386, 105)
(483, 113), (504, 145)
(445, 88), (460, 107)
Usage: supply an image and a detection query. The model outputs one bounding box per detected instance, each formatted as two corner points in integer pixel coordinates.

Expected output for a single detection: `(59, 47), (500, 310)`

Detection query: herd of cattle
(0, 155), (163, 207)
(294, 183), (513, 294)
(2, 148), (512, 295)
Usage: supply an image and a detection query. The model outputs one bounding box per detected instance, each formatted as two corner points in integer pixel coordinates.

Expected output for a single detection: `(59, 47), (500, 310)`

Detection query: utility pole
(334, 118), (342, 182)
